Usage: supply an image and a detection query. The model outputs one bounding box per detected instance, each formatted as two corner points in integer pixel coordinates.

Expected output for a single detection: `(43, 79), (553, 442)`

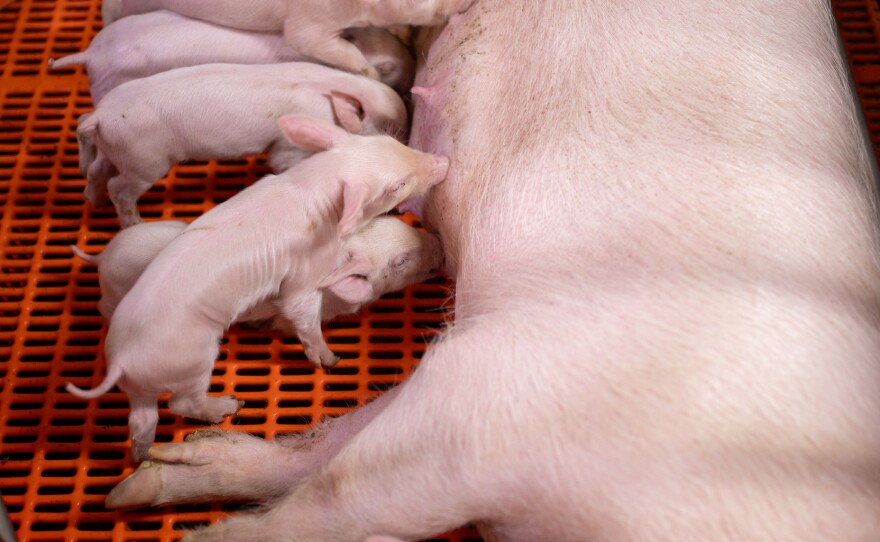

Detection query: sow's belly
(408, 1), (880, 539)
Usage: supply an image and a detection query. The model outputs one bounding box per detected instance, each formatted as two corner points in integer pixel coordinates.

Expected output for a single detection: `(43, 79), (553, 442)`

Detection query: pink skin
(107, 1), (880, 541)
(49, 11), (415, 99)
(70, 220), (189, 320)
(76, 61), (408, 228)
(119, 0), (474, 80)
(344, 26), (416, 95)
(67, 116), (448, 463)
(102, 0), (123, 24)
(409, 85), (437, 102)
(71, 216), (443, 326)
(394, 86), (442, 218)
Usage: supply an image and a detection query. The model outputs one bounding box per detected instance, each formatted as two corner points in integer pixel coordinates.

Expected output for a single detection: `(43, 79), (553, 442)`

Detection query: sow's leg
(106, 386), (402, 508)
(169, 337), (498, 542)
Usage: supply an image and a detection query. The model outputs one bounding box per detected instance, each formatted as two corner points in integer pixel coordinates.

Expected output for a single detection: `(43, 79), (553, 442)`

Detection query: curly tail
(48, 51), (88, 70)
(66, 364), (123, 400)
(70, 244), (100, 265)
(77, 112), (99, 177)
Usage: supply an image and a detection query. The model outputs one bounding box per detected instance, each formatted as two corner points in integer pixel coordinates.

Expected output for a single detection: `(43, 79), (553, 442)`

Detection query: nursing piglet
(119, 0), (473, 80)
(77, 61), (407, 228)
(71, 216), (442, 323)
(66, 115), (449, 462)
(49, 11), (414, 99)
(71, 220), (188, 320)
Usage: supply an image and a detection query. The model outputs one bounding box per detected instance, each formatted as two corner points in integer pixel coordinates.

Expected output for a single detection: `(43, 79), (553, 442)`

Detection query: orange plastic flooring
(0, 0), (475, 540)
(1, 1), (879, 541)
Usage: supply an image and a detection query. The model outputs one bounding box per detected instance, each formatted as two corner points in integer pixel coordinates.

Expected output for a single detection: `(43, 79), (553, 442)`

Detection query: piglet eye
(393, 256), (410, 268)
(389, 181), (405, 194)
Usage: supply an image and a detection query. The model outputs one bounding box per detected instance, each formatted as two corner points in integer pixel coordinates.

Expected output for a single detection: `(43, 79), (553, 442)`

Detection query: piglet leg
(168, 391), (243, 423)
(83, 153), (116, 208)
(284, 19), (379, 80)
(128, 395), (160, 463)
(277, 289), (339, 368)
(106, 386), (401, 508)
(107, 174), (152, 228)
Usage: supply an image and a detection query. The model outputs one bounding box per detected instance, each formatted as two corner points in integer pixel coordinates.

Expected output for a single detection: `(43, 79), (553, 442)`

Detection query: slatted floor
(0, 0), (475, 540)
(1, 0), (879, 540)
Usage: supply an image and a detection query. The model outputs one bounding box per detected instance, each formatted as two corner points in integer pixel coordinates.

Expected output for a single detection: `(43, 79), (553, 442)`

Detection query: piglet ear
(327, 276), (374, 305)
(278, 115), (348, 152)
(319, 253), (375, 305)
(339, 181), (370, 236)
(330, 92), (365, 134)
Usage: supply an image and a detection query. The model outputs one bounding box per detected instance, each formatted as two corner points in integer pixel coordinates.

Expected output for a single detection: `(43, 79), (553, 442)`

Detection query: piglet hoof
(212, 395), (244, 421)
(305, 346), (340, 369)
(83, 188), (110, 208)
(131, 441), (152, 464)
(233, 397), (246, 414)
(319, 355), (342, 370)
(105, 461), (164, 509)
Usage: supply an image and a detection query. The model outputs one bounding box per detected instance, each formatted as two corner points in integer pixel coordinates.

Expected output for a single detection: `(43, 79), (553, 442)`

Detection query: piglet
(76, 61), (408, 228)
(71, 220), (188, 320)
(66, 115), (449, 462)
(102, 0), (123, 24)
(71, 216), (442, 324)
(49, 11), (414, 100)
(119, 0), (473, 80)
